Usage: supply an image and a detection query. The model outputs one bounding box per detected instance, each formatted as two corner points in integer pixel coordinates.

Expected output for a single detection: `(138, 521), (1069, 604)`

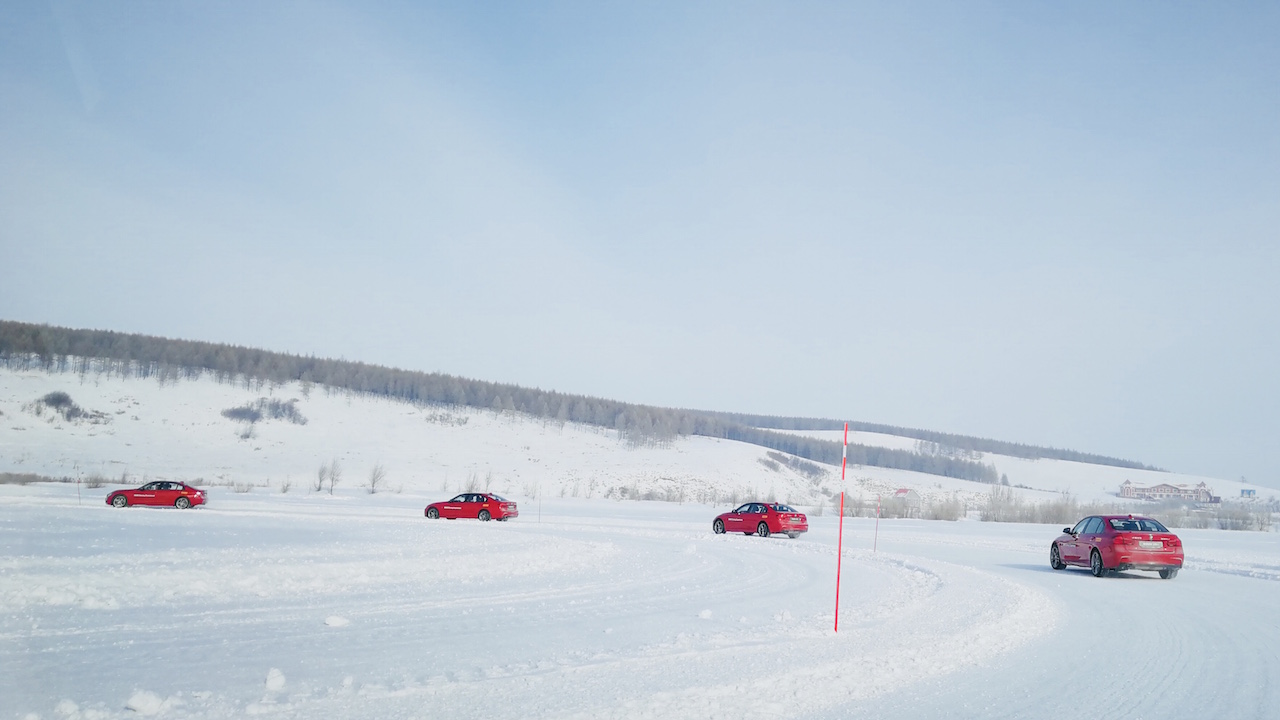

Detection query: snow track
(2, 488), (1276, 719)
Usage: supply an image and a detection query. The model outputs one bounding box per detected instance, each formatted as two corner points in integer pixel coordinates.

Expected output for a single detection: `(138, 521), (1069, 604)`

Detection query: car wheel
(1159, 567), (1179, 580)
(175, 497), (191, 509)
(1050, 544), (1066, 570)
(757, 522), (770, 538)
(426, 507), (439, 519)
(478, 510), (491, 522)
(713, 519), (725, 534)
(1090, 550), (1106, 578)
(111, 495), (128, 508)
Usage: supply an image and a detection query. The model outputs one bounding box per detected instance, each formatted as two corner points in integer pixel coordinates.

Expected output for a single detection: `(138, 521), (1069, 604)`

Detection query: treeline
(3, 320), (1001, 483)
(707, 412), (1161, 472)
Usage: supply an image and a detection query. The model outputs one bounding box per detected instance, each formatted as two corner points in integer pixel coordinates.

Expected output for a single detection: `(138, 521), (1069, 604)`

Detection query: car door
(742, 504), (766, 534)
(1062, 518), (1090, 564)
(724, 504), (750, 532)
(441, 494), (468, 519)
(131, 481), (163, 506)
(154, 482), (182, 506)
(1076, 517), (1104, 562)
(464, 494), (486, 518)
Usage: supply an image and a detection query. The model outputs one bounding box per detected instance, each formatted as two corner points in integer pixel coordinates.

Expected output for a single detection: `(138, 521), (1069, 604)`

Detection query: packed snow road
(1, 486), (1276, 719)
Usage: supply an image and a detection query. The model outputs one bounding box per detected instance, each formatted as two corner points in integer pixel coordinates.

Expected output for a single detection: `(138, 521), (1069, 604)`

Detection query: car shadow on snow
(1000, 563), (1168, 580)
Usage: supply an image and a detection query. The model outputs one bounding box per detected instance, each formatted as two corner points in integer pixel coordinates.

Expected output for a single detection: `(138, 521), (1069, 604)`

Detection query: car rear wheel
(111, 495), (127, 508)
(1050, 544), (1066, 570)
(426, 507), (439, 519)
(713, 519), (725, 534)
(757, 522), (770, 538)
(1090, 550), (1106, 578)
(478, 510), (491, 522)
(175, 497), (191, 509)
(1159, 567), (1179, 580)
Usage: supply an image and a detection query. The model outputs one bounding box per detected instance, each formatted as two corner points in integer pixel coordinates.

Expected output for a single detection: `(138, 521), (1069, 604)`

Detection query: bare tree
(367, 462), (386, 494)
(314, 463), (329, 492)
(328, 459), (343, 495)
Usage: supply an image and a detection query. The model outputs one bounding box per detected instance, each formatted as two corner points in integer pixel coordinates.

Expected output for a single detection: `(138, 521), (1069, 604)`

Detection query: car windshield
(1109, 518), (1169, 533)
(490, 494), (507, 502)
(772, 504), (797, 512)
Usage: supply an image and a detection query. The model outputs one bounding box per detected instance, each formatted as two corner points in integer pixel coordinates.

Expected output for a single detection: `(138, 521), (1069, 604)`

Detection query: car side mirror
(1063, 528), (1073, 535)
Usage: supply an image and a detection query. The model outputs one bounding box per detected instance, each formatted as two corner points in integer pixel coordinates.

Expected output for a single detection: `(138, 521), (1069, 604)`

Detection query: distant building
(1120, 480), (1219, 503)
(892, 488), (922, 518)
(1242, 489), (1257, 498)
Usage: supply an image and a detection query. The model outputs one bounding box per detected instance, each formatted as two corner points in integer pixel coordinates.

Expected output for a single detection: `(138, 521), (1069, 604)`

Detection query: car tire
(111, 495), (128, 508)
(1050, 544), (1066, 570)
(426, 507), (439, 519)
(175, 496), (191, 509)
(478, 510), (491, 522)
(713, 519), (725, 534)
(1090, 550), (1106, 578)
(1159, 567), (1179, 580)
(757, 522), (770, 538)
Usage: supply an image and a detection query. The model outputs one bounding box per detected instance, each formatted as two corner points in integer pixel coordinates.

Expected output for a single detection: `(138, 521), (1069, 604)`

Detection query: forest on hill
(0, 320), (1148, 483)
(706, 412), (1160, 471)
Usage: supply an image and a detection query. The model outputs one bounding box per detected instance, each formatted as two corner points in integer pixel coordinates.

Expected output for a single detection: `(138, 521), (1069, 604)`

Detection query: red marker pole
(834, 422), (848, 633)
(873, 494), (881, 553)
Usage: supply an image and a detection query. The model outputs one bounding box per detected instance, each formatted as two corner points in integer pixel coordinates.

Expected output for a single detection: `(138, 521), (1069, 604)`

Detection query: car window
(773, 504), (796, 512)
(1070, 518), (1090, 534)
(1137, 519), (1169, 533)
(751, 504), (765, 513)
(733, 504), (751, 514)
(449, 495), (467, 502)
(141, 482), (161, 490)
(490, 494), (507, 502)
(1109, 518), (1140, 531)
(1084, 517), (1105, 534)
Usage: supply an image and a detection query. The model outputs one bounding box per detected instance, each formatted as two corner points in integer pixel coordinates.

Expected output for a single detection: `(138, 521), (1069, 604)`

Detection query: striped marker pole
(834, 422), (848, 632)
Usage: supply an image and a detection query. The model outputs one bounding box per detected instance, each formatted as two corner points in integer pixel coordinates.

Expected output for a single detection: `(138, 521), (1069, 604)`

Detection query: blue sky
(2, 1), (1278, 487)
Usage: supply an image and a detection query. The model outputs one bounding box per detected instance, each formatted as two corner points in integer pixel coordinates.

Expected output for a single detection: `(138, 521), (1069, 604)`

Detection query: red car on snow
(713, 502), (808, 539)
(1050, 514), (1183, 579)
(425, 493), (518, 521)
(106, 481), (206, 509)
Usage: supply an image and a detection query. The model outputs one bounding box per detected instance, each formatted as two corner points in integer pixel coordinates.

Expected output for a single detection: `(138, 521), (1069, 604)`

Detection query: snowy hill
(1, 366), (1269, 511)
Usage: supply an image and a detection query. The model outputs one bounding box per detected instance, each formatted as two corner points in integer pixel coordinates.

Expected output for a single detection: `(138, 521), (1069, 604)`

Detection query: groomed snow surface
(3, 485), (1279, 720)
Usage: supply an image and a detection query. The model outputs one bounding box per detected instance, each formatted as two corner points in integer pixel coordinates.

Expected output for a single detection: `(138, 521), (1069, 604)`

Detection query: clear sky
(2, 2), (1278, 487)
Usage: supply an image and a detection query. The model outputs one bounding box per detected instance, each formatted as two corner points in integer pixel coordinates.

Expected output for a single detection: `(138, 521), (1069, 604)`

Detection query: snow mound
(125, 690), (166, 715)
(324, 615), (350, 627)
(264, 668), (286, 692)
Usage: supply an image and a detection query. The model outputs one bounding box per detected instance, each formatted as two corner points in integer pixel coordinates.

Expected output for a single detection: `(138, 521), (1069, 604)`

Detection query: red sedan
(425, 493), (518, 521)
(106, 481), (206, 509)
(1050, 514), (1183, 579)
(712, 502), (808, 539)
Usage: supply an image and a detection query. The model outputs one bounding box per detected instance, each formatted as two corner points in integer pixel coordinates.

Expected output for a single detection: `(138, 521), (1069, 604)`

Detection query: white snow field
(2, 485), (1279, 720)
(2, 366), (1273, 510)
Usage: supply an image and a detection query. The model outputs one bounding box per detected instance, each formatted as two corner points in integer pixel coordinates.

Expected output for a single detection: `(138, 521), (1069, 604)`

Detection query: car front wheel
(426, 507), (439, 519)
(757, 522), (770, 538)
(1159, 567), (1179, 580)
(1090, 550), (1106, 578)
(713, 519), (725, 534)
(478, 510), (491, 522)
(111, 495), (127, 508)
(1050, 544), (1065, 570)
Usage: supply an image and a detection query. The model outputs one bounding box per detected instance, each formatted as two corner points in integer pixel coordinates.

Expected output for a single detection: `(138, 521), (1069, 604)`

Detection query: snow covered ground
(3, 484), (1278, 720)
